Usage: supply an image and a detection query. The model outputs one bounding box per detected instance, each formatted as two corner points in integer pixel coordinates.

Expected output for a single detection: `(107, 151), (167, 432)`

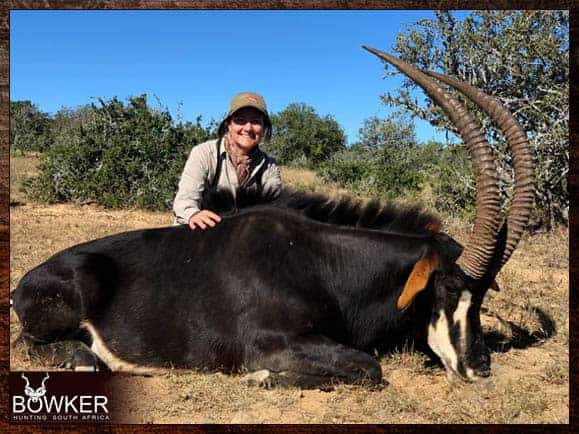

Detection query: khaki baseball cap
(226, 92), (269, 118)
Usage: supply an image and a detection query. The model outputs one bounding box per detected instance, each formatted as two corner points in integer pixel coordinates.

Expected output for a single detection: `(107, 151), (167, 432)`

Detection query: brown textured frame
(0, 1), (575, 432)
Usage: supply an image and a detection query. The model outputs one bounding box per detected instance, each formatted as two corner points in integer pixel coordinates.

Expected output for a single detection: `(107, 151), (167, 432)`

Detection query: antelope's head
(365, 46), (534, 381)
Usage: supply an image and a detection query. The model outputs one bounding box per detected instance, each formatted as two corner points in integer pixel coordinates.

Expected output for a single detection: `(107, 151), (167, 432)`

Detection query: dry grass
(9, 156), (569, 424)
(9, 152), (39, 205)
(280, 166), (352, 197)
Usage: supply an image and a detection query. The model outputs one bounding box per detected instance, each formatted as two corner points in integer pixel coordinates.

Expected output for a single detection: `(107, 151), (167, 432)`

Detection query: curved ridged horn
(425, 71), (535, 271)
(362, 45), (501, 280)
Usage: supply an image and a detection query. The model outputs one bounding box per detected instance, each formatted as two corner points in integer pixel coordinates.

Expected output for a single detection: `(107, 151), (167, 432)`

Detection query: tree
(383, 10), (569, 229)
(264, 103), (346, 167)
(358, 115), (416, 152)
(10, 101), (53, 152)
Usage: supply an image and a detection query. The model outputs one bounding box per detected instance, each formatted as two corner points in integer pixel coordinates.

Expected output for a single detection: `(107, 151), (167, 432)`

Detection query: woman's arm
(173, 143), (213, 225)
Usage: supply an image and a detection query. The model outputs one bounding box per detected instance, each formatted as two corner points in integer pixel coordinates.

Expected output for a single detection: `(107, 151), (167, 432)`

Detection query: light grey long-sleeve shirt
(173, 138), (282, 225)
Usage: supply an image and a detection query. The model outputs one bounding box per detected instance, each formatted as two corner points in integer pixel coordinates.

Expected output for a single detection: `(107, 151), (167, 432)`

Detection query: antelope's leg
(243, 334), (383, 390)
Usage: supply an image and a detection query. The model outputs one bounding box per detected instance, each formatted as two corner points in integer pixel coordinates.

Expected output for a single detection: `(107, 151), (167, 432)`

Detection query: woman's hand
(188, 210), (222, 230)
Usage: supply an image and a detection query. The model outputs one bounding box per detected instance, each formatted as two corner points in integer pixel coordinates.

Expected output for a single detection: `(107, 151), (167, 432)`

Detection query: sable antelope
(12, 47), (534, 388)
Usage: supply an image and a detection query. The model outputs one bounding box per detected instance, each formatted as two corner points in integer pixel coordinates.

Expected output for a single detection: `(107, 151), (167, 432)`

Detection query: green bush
(319, 129), (476, 222)
(425, 144), (477, 221)
(26, 95), (215, 211)
(319, 145), (424, 200)
(10, 101), (53, 152)
(319, 147), (379, 194)
(319, 116), (424, 200)
(264, 103), (346, 167)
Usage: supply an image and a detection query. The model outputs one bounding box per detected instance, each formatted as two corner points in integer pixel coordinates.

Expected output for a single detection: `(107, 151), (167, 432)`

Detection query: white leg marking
(81, 321), (160, 375)
(466, 367), (476, 380)
(240, 369), (271, 387)
(74, 365), (98, 372)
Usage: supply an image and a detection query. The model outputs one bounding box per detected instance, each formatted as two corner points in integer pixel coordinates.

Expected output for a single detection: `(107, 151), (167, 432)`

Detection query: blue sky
(10, 10), (470, 144)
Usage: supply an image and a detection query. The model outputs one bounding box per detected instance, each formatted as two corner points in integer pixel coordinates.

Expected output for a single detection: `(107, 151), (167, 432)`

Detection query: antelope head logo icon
(21, 373), (49, 403)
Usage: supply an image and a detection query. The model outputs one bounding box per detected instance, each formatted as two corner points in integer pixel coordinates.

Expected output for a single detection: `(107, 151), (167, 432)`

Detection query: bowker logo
(11, 372), (110, 423)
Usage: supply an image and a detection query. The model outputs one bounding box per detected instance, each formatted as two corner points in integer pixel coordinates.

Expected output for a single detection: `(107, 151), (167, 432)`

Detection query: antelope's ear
(397, 253), (440, 311)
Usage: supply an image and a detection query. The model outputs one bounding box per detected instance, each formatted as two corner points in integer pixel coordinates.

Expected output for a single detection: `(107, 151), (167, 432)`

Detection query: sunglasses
(231, 115), (264, 126)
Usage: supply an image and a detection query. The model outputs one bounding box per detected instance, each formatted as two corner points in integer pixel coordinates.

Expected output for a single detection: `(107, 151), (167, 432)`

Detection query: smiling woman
(172, 92), (282, 230)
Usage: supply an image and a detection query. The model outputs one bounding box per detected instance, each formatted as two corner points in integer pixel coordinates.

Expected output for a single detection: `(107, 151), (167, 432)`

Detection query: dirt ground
(9, 156), (569, 423)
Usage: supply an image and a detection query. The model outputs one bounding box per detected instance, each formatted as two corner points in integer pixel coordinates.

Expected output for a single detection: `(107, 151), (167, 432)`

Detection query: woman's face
(227, 107), (265, 152)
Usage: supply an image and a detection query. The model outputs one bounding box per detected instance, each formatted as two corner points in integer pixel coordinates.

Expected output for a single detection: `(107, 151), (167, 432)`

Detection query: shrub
(10, 101), (53, 152)
(263, 103), (346, 167)
(319, 147), (379, 195)
(26, 95), (215, 211)
(319, 116), (424, 200)
(319, 146), (424, 200)
(425, 144), (477, 221)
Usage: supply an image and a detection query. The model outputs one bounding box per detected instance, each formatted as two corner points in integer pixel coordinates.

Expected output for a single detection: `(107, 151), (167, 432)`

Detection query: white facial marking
(453, 291), (472, 350)
(428, 291), (477, 380)
(427, 309), (458, 374)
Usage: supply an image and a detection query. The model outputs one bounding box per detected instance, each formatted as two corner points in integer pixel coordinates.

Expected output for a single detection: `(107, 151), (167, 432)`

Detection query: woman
(173, 92), (282, 229)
